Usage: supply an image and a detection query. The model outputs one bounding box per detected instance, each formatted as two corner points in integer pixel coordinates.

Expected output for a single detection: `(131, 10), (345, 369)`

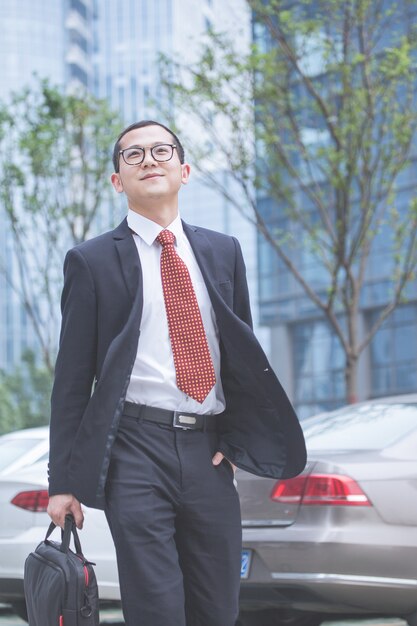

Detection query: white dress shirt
(125, 209), (225, 415)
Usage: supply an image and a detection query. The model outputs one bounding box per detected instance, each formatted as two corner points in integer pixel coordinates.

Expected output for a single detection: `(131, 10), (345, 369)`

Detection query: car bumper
(0, 578), (24, 604)
(241, 526), (417, 615)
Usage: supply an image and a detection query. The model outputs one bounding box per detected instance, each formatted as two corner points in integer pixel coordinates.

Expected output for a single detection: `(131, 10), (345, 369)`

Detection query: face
(111, 125), (190, 211)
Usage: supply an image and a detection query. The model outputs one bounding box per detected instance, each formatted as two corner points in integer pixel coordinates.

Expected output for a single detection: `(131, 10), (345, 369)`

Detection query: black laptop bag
(24, 514), (99, 626)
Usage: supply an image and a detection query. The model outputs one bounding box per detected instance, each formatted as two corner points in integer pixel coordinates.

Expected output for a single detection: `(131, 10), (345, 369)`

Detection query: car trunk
(311, 449), (417, 526)
(237, 463), (314, 527)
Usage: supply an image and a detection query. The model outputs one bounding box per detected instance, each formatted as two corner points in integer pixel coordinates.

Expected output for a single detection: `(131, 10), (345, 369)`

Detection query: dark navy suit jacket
(49, 218), (306, 509)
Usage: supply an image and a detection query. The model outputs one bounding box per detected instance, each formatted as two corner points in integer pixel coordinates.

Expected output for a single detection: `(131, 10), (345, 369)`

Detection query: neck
(128, 200), (178, 227)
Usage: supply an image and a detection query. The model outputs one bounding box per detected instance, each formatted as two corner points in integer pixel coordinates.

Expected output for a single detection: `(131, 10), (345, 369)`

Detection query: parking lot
(0, 604), (408, 626)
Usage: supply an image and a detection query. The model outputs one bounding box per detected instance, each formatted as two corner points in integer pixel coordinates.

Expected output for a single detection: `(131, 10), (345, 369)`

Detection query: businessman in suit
(47, 120), (306, 626)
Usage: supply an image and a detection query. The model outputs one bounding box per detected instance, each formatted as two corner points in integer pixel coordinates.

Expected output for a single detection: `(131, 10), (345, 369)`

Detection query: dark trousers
(104, 414), (242, 626)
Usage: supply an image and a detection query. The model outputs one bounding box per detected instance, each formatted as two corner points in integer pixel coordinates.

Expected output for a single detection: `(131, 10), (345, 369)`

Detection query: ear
(111, 172), (124, 193)
(181, 163), (191, 185)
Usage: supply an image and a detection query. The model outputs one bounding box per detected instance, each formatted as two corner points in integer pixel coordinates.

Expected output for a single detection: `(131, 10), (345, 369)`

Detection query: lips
(141, 173), (163, 180)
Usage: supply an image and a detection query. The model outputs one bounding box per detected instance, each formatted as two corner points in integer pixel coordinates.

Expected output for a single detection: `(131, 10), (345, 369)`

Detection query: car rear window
(303, 403), (417, 450)
(0, 439), (41, 472)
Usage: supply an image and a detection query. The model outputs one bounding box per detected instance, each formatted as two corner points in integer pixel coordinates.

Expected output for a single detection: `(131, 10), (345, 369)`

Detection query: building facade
(0, 0), (92, 370)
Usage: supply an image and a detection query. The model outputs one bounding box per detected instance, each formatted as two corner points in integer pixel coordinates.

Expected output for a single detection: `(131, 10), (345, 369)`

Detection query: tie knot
(156, 229), (176, 247)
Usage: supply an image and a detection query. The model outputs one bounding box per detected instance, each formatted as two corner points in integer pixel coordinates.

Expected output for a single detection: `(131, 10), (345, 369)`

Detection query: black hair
(112, 120), (185, 172)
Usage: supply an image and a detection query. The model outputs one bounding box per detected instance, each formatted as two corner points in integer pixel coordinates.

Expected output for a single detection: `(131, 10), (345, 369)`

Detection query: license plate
(241, 549), (252, 579)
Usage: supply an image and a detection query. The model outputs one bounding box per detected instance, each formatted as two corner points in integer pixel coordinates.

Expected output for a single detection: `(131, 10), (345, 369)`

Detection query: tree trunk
(345, 356), (359, 404)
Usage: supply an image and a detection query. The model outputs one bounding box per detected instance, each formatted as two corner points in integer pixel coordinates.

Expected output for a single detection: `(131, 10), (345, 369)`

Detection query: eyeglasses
(119, 144), (177, 166)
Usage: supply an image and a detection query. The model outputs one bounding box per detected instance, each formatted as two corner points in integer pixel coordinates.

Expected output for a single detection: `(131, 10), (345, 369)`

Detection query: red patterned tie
(156, 229), (216, 403)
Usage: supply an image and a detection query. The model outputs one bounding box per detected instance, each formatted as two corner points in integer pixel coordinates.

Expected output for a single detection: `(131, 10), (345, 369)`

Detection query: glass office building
(0, 0), (92, 369)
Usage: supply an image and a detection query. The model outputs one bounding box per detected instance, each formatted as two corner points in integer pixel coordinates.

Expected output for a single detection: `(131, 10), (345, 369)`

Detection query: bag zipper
(83, 564), (89, 586)
(75, 554), (94, 587)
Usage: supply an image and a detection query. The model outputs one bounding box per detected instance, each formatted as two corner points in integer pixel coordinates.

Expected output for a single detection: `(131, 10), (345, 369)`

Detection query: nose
(141, 147), (157, 167)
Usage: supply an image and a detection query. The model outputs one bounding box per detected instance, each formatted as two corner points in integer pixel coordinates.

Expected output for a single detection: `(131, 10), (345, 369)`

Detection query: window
(69, 28), (88, 53)
(293, 319), (346, 419)
(369, 304), (417, 396)
(70, 0), (88, 20)
(69, 63), (88, 86)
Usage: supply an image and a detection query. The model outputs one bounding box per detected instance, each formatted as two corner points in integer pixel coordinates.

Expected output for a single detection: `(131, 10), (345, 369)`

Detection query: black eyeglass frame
(119, 144), (177, 166)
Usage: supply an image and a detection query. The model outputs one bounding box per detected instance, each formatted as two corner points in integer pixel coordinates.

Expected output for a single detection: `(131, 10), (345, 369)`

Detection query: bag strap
(45, 514), (83, 555)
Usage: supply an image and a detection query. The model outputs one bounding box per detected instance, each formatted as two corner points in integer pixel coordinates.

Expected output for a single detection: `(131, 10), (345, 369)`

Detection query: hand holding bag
(24, 514), (99, 626)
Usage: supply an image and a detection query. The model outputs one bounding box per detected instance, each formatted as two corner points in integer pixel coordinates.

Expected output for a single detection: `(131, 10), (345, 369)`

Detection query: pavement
(0, 603), (408, 625)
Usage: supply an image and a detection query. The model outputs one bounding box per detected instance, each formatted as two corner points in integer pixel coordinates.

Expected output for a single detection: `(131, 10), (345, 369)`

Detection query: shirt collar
(127, 209), (184, 247)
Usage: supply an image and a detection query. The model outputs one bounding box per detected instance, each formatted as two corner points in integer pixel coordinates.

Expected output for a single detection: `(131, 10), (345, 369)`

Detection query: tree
(0, 350), (52, 434)
(0, 79), (122, 373)
(160, 0), (417, 402)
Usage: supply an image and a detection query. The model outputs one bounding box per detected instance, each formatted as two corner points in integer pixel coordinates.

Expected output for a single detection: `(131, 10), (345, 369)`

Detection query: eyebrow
(123, 142), (171, 150)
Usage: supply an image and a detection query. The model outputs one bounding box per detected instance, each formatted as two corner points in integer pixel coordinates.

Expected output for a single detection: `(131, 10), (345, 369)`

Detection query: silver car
(238, 394), (417, 626)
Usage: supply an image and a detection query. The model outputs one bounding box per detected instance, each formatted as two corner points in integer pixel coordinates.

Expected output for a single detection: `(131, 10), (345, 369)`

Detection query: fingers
(212, 451), (224, 465)
(71, 501), (84, 530)
(47, 494), (84, 530)
(212, 451), (237, 473)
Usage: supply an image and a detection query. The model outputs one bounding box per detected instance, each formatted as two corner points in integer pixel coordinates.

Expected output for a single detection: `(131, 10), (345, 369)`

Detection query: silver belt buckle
(173, 411), (199, 430)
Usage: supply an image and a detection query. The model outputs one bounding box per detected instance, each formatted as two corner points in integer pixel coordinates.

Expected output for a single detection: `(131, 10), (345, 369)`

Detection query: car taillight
(271, 473), (371, 506)
(11, 490), (49, 512)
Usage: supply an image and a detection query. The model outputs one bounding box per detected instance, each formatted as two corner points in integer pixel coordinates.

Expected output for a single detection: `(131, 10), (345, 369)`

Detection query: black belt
(122, 401), (218, 431)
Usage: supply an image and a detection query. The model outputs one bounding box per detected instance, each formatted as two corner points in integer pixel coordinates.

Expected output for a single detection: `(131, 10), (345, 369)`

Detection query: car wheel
(237, 610), (276, 626)
(11, 600), (28, 622)
(405, 610), (417, 626)
(280, 611), (324, 626)
(238, 609), (323, 626)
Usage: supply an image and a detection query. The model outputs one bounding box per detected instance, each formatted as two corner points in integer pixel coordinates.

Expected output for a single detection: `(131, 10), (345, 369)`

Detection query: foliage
(0, 350), (52, 434)
(0, 79), (122, 372)
(160, 0), (417, 400)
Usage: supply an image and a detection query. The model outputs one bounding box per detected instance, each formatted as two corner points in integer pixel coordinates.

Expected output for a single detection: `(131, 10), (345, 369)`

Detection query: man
(47, 120), (306, 626)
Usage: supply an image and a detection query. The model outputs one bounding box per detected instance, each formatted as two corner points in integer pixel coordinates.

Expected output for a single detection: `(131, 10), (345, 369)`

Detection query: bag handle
(45, 514), (83, 555)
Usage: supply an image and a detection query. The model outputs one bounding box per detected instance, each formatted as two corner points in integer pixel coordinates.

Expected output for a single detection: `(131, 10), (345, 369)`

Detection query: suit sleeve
(48, 248), (98, 495)
(232, 236), (253, 329)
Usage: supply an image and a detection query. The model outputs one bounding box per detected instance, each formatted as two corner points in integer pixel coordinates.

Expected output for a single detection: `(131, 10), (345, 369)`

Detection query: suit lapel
(113, 218), (142, 302)
(182, 221), (219, 288)
(113, 218), (226, 326)
(113, 218), (225, 305)
(182, 221), (233, 327)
